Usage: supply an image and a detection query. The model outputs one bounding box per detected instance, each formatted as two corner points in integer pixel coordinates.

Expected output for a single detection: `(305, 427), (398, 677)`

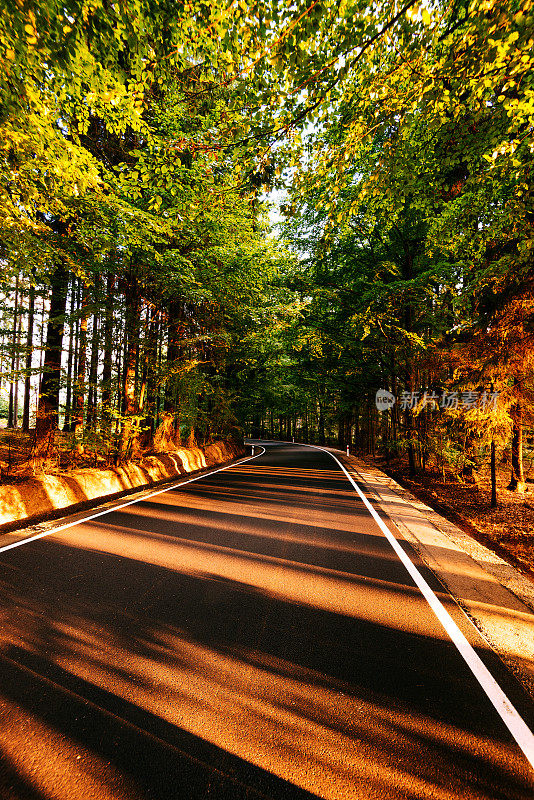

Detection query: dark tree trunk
(406, 408), (417, 477)
(384, 404), (391, 460)
(101, 272), (114, 433)
(154, 321), (164, 430)
(13, 295), (22, 428)
(22, 283), (35, 431)
(72, 282), (90, 444)
(86, 276), (100, 431)
(147, 310), (169, 449)
(402, 245), (417, 477)
(65, 280), (81, 432)
(318, 400), (325, 445)
(251, 412), (261, 439)
(164, 300), (181, 415)
(353, 405), (360, 451)
(337, 412), (345, 449)
(87, 307), (99, 431)
(118, 276), (141, 461)
(33, 263), (69, 459)
(146, 311), (161, 441)
(7, 276), (19, 429)
(491, 437), (497, 508)
(508, 400), (526, 492)
(391, 370), (398, 456)
(63, 279), (76, 432)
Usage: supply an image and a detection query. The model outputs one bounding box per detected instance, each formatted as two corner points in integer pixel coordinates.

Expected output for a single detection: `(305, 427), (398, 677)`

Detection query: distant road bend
(0, 441), (533, 799)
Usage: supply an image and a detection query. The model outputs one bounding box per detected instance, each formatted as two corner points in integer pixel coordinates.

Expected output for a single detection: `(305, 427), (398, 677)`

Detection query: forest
(0, 0), (532, 511)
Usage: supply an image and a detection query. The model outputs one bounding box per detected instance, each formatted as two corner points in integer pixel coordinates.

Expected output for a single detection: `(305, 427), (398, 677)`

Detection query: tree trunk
(337, 411), (345, 449)
(251, 412), (261, 439)
(154, 321), (164, 430)
(390, 362), (398, 455)
(153, 412), (175, 452)
(402, 247), (417, 477)
(118, 276), (141, 461)
(491, 437), (497, 507)
(101, 272), (114, 436)
(33, 263), (69, 460)
(87, 279), (100, 431)
(164, 301), (181, 418)
(406, 408), (417, 477)
(65, 281), (81, 432)
(63, 279), (76, 431)
(148, 312), (162, 442)
(87, 313), (99, 430)
(508, 401), (526, 492)
(143, 308), (162, 448)
(382, 405), (389, 464)
(7, 276), (19, 429)
(13, 296), (22, 428)
(72, 282), (90, 447)
(353, 405), (360, 451)
(369, 402), (375, 457)
(22, 283), (35, 431)
(318, 399), (325, 445)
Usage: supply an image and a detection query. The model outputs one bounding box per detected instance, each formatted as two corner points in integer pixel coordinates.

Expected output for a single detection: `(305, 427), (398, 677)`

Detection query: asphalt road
(0, 442), (533, 799)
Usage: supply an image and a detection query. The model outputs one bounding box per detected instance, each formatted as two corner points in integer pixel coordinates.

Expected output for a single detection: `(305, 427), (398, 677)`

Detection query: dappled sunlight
(48, 520), (534, 664)
(0, 576), (530, 800)
(0, 689), (144, 800)
(45, 523), (448, 640)
(109, 488), (534, 638)
(1, 447), (533, 799)
(174, 448), (207, 473)
(104, 504), (404, 562)
(138, 484), (371, 531)
(233, 466), (344, 480)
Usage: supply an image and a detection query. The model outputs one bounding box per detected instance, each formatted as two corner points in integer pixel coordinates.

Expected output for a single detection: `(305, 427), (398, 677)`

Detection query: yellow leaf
(422, 7), (431, 25)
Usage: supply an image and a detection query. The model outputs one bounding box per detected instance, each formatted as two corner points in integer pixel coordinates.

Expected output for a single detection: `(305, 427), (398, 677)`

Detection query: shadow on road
(0, 444), (532, 799)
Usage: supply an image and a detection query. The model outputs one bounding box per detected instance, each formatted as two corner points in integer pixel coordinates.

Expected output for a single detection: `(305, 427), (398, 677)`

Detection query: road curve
(0, 441), (533, 799)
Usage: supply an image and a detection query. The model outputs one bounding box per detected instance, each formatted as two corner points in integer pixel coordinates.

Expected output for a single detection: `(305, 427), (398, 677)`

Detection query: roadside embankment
(0, 440), (245, 531)
(337, 449), (534, 699)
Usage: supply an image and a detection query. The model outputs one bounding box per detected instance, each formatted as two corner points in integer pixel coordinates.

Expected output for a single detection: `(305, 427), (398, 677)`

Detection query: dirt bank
(363, 454), (534, 579)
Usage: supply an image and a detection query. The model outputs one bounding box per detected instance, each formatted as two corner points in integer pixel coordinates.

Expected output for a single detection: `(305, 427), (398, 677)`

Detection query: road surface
(0, 442), (533, 799)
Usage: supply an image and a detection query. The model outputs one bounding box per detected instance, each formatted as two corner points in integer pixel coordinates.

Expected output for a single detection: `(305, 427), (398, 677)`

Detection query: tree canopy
(0, 0), (531, 500)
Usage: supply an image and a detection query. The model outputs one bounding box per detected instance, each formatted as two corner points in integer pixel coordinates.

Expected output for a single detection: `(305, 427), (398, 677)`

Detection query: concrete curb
(0, 441), (245, 533)
(337, 452), (534, 699)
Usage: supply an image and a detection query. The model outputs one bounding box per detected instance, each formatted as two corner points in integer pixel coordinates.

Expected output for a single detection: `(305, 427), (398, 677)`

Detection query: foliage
(0, 0), (531, 501)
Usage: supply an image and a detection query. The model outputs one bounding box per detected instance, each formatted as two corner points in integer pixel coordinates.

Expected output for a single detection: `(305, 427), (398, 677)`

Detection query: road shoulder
(340, 452), (534, 700)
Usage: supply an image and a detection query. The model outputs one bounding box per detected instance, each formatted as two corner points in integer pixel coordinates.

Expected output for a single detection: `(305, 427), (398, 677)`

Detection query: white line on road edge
(280, 441), (534, 771)
(0, 446), (266, 556)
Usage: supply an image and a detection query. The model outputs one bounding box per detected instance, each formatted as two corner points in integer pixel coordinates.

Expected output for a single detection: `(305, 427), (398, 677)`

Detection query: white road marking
(278, 441), (534, 772)
(0, 447), (265, 556)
